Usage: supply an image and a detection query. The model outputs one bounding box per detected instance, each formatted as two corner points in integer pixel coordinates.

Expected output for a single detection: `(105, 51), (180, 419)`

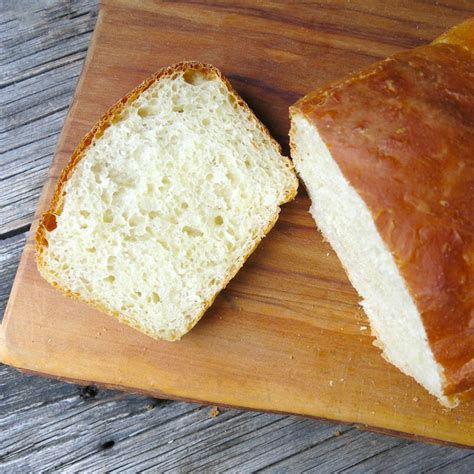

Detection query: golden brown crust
(433, 17), (474, 52)
(291, 19), (474, 400)
(36, 61), (298, 342)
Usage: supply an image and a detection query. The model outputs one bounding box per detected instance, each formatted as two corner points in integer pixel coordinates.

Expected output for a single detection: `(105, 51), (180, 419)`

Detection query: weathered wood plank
(430, 455), (474, 474)
(1, 0), (97, 87)
(2, 61), (83, 136)
(0, 64), (83, 234)
(0, 132), (59, 235)
(2, 362), (471, 474)
(341, 440), (474, 473)
(0, 363), (351, 472)
(0, 232), (26, 319)
(260, 429), (407, 473)
(0, 0), (97, 235)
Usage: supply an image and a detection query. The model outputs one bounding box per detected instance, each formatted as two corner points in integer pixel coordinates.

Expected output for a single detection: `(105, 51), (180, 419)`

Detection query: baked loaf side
(37, 62), (298, 341)
(290, 18), (474, 406)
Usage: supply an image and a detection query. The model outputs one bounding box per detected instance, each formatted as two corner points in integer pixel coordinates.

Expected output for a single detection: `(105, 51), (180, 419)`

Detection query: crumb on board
(209, 406), (220, 417)
(413, 397), (419, 403)
(359, 326), (368, 331)
(335, 431), (341, 437)
(329, 380), (334, 387)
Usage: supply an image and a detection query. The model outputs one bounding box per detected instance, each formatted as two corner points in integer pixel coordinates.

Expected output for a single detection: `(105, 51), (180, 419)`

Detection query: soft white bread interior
(36, 62), (298, 341)
(290, 114), (450, 406)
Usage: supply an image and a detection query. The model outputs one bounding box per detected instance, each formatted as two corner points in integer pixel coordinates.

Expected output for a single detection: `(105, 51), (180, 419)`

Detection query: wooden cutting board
(1, 0), (473, 447)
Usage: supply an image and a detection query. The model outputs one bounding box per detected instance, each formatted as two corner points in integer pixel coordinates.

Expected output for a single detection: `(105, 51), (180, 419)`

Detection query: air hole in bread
(56, 201), (65, 216)
(157, 239), (170, 250)
(183, 69), (206, 85)
(103, 209), (113, 223)
(182, 226), (203, 237)
(129, 214), (143, 227)
(111, 113), (124, 124)
(137, 106), (154, 118)
(43, 213), (57, 232)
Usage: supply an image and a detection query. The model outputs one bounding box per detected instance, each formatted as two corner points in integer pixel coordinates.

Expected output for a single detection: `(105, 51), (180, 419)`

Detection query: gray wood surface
(0, 0), (472, 471)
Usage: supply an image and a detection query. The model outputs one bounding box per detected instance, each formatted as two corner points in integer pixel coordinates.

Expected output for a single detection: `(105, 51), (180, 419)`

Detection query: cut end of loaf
(36, 62), (298, 342)
(290, 112), (457, 407)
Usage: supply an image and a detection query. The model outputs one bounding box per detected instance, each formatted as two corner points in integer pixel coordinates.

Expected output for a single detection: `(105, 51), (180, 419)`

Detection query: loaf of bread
(36, 62), (298, 341)
(290, 18), (474, 406)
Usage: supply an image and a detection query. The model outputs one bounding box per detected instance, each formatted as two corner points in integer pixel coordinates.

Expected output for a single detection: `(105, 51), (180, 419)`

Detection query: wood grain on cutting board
(1, 0), (473, 447)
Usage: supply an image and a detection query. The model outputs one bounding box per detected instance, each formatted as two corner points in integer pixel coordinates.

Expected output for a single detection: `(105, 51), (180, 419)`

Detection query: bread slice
(36, 62), (298, 341)
(290, 19), (474, 407)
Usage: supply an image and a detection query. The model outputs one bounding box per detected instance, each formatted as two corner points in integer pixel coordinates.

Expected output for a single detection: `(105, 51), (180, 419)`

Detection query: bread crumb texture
(37, 63), (297, 341)
(290, 114), (452, 406)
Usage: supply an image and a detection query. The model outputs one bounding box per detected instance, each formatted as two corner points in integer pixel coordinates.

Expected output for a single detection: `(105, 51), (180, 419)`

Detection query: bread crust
(36, 61), (298, 341)
(290, 18), (474, 401)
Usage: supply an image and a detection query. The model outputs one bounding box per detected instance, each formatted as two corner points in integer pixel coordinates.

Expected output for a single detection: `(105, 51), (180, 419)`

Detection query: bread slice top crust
(291, 19), (474, 401)
(36, 62), (298, 341)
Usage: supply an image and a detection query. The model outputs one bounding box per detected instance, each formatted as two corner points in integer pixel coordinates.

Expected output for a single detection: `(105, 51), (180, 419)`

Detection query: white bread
(290, 19), (474, 407)
(36, 62), (298, 341)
